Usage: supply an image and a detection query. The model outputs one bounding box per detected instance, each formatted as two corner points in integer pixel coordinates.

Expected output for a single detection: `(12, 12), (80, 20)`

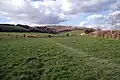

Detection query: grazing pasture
(0, 31), (120, 80)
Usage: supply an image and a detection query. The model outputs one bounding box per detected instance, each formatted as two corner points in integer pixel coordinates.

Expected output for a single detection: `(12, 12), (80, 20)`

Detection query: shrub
(23, 34), (26, 37)
(48, 35), (52, 38)
(66, 33), (69, 36)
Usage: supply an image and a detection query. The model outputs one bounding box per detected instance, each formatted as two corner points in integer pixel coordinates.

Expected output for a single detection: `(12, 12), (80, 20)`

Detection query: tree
(107, 11), (120, 39)
(0, 28), (2, 32)
(105, 2), (120, 38)
(66, 33), (69, 36)
(94, 25), (102, 30)
(48, 35), (52, 38)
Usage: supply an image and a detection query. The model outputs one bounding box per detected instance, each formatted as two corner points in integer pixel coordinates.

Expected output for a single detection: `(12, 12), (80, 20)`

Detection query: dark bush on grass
(66, 33), (69, 36)
(48, 35), (52, 38)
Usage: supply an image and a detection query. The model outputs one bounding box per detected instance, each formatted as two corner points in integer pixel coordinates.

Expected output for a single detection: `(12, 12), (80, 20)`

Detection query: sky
(0, 0), (120, 29)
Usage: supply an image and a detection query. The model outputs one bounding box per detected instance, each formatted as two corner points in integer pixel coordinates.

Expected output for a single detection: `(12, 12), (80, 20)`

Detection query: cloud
(0, 0), (67, 24)
(87, 14), (105, 20)
(79, 14), (107, 28)
(79, 21), (89, 26)
(61, 0), (118, 14)
(0, 0), (119, 25)
(79, 11), (120, 30)
(87, 14), (107, 25)
(111, 11), (120, 15)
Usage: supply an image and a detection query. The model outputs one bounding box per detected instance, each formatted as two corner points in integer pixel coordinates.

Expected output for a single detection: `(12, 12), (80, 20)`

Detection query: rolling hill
(0, 24), (88, 34)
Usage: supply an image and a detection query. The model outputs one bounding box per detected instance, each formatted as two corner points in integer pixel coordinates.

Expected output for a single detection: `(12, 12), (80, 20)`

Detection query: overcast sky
(0, 0), (120, 29)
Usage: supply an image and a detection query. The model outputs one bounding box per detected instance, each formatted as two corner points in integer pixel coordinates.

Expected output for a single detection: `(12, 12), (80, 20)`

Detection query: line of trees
(16, 24), (30, 29)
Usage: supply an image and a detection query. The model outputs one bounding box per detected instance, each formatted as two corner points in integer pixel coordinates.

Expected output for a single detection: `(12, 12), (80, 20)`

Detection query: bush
(66, 33), (69, 36)
(48, 35), (52, 38)
(23, 34), (26, 37)
(0, 28), (2, 32)
(84, 28), (95, 34)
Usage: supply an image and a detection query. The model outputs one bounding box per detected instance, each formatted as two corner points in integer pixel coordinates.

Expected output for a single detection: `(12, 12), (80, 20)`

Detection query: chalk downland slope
(0, 33), (120, 80)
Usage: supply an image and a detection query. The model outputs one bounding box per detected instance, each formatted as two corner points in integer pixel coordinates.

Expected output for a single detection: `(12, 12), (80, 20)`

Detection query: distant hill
(0, 24), (91, 34)
(0, 24), (28, 32)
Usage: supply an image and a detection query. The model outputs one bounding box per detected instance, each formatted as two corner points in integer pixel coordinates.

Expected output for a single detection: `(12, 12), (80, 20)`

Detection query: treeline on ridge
(0, 24), (87, 34)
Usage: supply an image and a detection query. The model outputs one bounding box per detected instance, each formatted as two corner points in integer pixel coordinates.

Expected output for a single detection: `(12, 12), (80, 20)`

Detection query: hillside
(0, 32), (120, 80)
(0, 24), (28, 32)
(0, 24), (87, 34)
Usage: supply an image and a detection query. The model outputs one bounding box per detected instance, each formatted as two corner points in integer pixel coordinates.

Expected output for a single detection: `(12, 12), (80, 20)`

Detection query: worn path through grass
(50, 39), (119, 66)
(48, 36), (120, 79)
(0, 36), (120, 80)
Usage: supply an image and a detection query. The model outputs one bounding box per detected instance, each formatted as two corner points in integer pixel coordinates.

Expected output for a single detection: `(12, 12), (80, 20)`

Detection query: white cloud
(110, 11), (120, 16)
(0, 0), (66, 24)
(79, 21), (88, 26)
(79, 14), (107, 29)
(87, 14), (107, 25)
(79, 11), (120, 30)
(87, 14), (105, 20)
(61, 0), (118, 14)
(0, 0), (119, 25)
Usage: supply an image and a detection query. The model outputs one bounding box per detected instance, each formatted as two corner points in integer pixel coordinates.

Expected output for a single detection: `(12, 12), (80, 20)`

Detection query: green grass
(0, 30), (83, 39)
(54, 30), (84, 37)
(0, 32), (51, 36)
(0, 32), (120, 80)
(0, 32), (51, 40)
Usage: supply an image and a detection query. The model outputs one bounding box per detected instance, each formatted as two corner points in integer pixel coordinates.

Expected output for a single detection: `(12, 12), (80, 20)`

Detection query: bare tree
(104, 2), (120, 38)
(117, 2), (120, 10)
(94, 25), (101, 30)
(108, 12), (120, 38)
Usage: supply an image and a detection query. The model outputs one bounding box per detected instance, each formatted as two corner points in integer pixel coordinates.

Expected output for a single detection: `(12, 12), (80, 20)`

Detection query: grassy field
(0, 31), (120, 80)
